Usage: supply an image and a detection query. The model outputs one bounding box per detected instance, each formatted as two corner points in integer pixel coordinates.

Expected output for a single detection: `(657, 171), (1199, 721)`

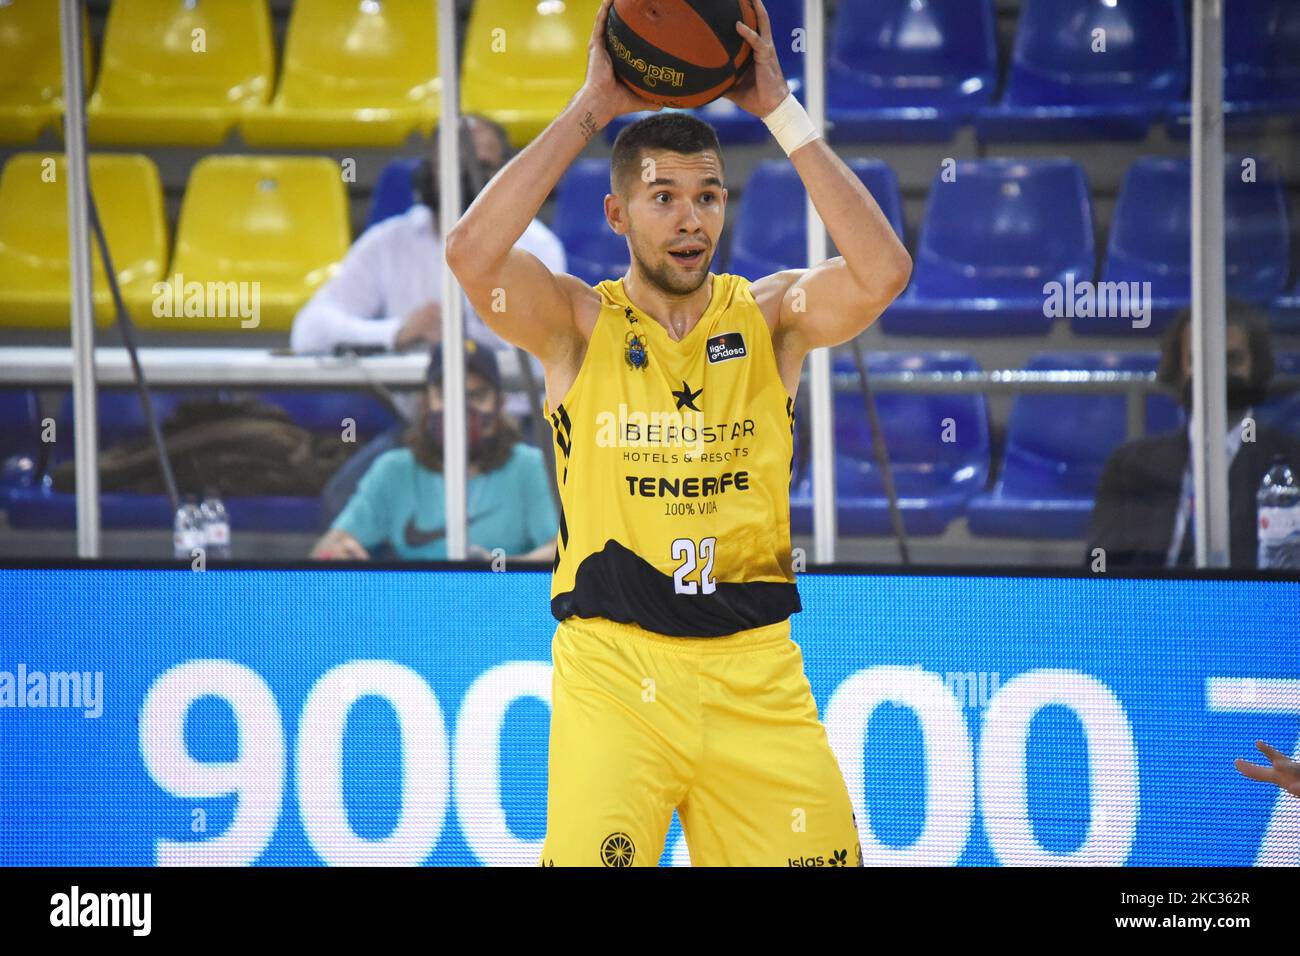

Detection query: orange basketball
(605, 0), (759, 109)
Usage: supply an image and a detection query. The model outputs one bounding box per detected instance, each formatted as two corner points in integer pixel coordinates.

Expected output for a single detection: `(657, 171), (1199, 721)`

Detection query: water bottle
(199, 490), (231, 559)
(1257, 455), (1300, 570)
(173, 495), (205, 560)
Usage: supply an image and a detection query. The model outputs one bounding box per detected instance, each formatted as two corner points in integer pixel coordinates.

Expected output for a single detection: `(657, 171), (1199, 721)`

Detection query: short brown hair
(610, 112), (724, 200)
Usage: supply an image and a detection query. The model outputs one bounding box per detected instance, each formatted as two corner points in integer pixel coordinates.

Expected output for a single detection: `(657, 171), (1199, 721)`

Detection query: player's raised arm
(445, 0), (660, 362)
(727, 0), (912, 360)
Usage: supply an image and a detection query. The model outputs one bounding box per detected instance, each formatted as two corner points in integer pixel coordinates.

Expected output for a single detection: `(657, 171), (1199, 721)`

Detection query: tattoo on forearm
(578, 110), (599, 142)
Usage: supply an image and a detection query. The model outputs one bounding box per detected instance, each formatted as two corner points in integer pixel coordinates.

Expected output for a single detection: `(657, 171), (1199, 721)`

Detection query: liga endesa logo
(151, 274), (261, 329)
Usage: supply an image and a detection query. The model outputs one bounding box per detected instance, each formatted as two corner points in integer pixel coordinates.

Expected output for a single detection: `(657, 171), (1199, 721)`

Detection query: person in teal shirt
(311, 341), (557, 561)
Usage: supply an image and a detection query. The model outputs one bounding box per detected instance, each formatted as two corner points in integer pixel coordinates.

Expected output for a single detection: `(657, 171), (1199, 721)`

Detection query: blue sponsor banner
(0, 567), (1296, 866)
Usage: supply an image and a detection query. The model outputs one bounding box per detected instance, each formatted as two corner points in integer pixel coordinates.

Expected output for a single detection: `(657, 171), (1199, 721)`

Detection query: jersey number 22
(671, 536), (717, 595)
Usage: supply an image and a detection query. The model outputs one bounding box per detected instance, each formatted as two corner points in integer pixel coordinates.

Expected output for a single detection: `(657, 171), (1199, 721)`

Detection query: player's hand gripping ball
(604, 0), (758, 109)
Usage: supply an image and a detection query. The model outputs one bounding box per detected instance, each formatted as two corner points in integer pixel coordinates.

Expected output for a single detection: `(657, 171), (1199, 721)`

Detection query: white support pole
(59, 0), (100, 558)
(804, 0), (836, 563)
(438, 0), (467, 560)
(1191, 0), (1230, 567)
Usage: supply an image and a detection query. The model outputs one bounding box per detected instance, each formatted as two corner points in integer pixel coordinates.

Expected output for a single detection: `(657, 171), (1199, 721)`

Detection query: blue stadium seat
(1168, 0), (1300, 134)
(4, 486), (323, 534)
(3, 389), (349, 533)
(728, 159), (904, 280)
(967, 352), (1177, 539)
(365, 157), (421, 231)
(551, 159), (628, 286)
(47, 389), (192, 462)
(1272, 278), (1300, 334)
(790, 352), (990, 536)
(603, 0), (809, 145)
(1257, 352), (1300, 443)
(257, 390), (398, 441)
(0, 389), (42, 506)
(977, 0), (1188, 142)
(883, 159), (1094, 336)
(551, 159), (720, 285)
(827, 0), (997, 142)
(0, 389), (41, 462)
(1224, 0), (1300, 108)
(1087, 156), (1291, 336)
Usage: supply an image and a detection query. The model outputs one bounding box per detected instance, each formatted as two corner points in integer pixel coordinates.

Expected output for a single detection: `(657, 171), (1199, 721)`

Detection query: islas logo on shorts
(706, 331), (747, 364)
(788, 848), (849, 867)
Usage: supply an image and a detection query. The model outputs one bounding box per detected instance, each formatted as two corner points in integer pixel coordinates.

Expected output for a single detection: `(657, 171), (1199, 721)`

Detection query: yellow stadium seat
(241, 0), (440, 147)
(146, 157), (350, 333)
(86, 0), (273, 146)
(461, 0), (597, 148)
(0, 2), (94, 143)
(0, 153), (167, 329)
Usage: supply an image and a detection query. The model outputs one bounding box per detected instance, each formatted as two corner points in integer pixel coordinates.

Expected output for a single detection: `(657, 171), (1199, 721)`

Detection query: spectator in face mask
(304, 114), (565, 529)
(1085, 301), (1300, 568)
(311, 341), (558, 562)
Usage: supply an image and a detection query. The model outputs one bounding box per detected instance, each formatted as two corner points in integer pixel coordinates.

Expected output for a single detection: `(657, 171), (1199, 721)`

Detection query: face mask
(423, 408), (495, 453)
(1180, 374), (1269, 415)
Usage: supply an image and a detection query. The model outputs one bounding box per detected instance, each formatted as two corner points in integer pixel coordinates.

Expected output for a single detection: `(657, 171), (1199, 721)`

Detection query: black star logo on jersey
(671, 380), (703, 411)
(624, 306), (638, 323)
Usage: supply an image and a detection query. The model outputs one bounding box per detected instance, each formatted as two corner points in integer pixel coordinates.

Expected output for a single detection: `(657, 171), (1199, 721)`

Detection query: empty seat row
(611, 0), (1300, 144)
(544, 155), (1297, 337)
(5, 149), (1296, 337)
(0, 388), (399, 532)
(4, 1), (1296, 150)
(0, 0), (571, 148)
(786, 350), (1299, 539)
(0, 153), (349, 331)
(5, 352), (1295, 537)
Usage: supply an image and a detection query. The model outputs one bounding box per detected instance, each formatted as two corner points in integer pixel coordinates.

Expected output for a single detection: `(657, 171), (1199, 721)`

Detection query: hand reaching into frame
(1234, 739), (1300, 798)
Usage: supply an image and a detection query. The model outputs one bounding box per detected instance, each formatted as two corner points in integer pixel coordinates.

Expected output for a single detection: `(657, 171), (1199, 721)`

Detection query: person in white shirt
(296, 115), (567, 527)
(290, 115), (567, 354)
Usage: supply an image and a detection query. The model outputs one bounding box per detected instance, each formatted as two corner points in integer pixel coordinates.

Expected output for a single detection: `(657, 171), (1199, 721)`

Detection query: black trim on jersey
(551, 402), (572, 486)
(551, 539), (802, 637)
(787, 396), (795, 479)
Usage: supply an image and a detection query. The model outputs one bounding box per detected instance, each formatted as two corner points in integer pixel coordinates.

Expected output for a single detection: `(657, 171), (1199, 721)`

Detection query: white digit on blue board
(139, 660), (284, 866)
(978, 669), (1137, 866)
(297, 661), (449, 866)
(454, 662), (552, 866)
(1205, 677), (1300, 867)
(824, 666), (975, 865)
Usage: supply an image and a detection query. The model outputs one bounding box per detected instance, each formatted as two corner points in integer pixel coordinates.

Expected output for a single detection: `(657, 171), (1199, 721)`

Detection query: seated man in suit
(1085, 301), (1300, 568)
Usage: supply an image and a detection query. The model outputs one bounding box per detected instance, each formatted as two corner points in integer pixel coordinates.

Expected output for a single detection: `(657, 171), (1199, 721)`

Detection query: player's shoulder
(734, 270), (804, 334)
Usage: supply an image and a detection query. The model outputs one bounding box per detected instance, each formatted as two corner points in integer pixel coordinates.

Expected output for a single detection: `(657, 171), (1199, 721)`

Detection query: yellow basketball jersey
(543, 273), (801, 637)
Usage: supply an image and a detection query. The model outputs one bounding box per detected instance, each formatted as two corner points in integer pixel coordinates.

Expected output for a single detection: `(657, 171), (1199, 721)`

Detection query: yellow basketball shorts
(539, 614), (862, 867)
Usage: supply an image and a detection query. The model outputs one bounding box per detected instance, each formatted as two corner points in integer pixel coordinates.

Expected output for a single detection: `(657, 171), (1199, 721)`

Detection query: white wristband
(762, 92), (820, 156)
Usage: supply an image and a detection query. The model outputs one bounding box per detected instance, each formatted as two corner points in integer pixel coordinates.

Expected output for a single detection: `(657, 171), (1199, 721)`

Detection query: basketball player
(446, 0), (911, 866)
